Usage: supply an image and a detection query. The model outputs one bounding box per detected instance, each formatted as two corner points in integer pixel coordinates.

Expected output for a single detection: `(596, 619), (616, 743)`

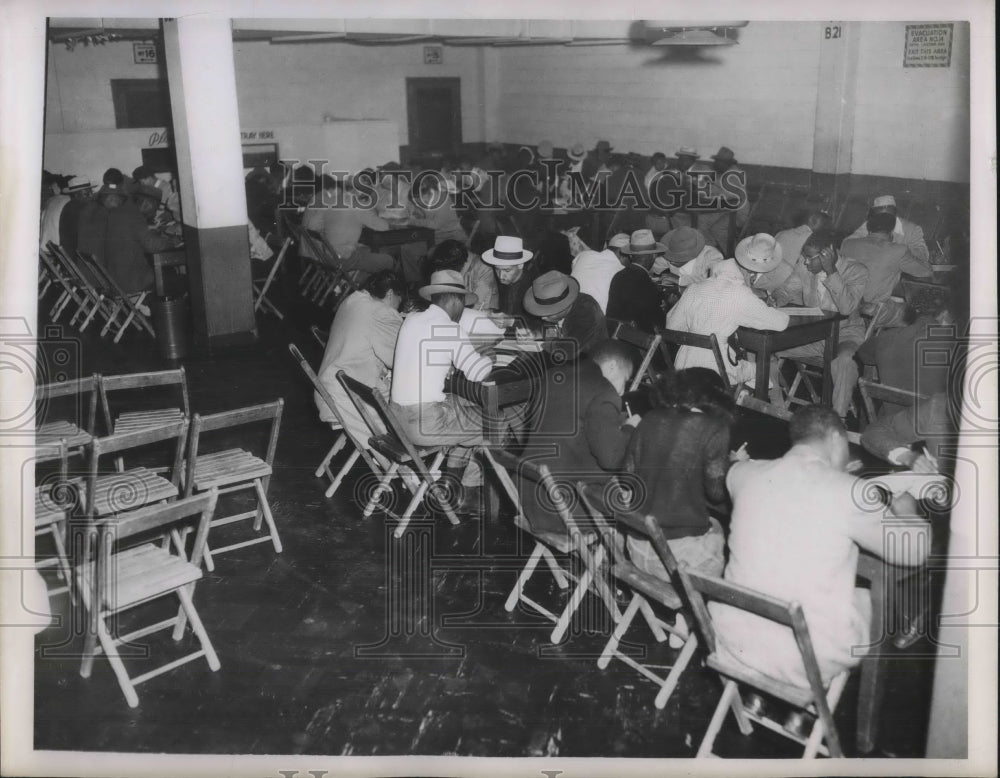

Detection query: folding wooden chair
(74, 250), (157, 342)
(736, 389), (792, 421)
(45, 243), (108, 332)
(288, 343), (364, 499)
(575, 483), (698, 709)
(900, 277), (951, 314)
(678, 568), (849, 758)
(35, 438), (73, 597)
(183, 400), (284, 571)
(252, 236), (291, 319)
(609, 319), (664, 393)
(337, 371), (460, 537)
(38, 247), (92, 327)
(479, 446), (620, 644)
(99, 369), (191, 468)
(857, 378), (929, 428)
(36, 374), (100, 456)
(658, 327), (734, 394)
(295, 226), (359, 308)
(78, 490), (221, 708)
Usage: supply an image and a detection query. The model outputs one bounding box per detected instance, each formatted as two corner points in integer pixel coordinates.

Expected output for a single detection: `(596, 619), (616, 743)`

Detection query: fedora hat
(662, 227), (706, 266)
(62, 176), (92, 194)
(482, 235), (534, 267)
(568, 143), (587, 161)
(96, 182), (125, 197)
(132, 183), (163, 203)
(711, 146), (737, 163)
(675, 146), (699, 158)
(419, 269), (479, 306)
(621, 229), (667, 256)
(735, 233), (784, 273)
(607, 233), (631, 250)
(595, 139), (613, 151)
(523, 271), (580, 317)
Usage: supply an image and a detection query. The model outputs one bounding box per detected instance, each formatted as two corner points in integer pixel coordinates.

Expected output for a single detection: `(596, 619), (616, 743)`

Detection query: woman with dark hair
(623, 367), (735, 598)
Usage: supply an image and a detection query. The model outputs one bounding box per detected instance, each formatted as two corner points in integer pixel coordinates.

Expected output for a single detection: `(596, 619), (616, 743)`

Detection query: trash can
(150, 293), (190, 361)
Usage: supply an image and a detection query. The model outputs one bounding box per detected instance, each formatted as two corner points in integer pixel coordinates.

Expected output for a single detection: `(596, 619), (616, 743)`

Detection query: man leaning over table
(712, 405), (929, 689)
(390, 270), (493, 515)
(847, 194), (931, 266)
(770, 228), (870, 419)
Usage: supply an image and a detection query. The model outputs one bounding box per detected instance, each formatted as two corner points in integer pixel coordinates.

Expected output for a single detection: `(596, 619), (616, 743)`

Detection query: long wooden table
(737, 311), (844, 405)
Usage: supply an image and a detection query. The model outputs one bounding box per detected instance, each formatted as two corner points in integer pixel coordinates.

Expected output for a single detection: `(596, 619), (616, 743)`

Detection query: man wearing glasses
(771, 229), (870, 419)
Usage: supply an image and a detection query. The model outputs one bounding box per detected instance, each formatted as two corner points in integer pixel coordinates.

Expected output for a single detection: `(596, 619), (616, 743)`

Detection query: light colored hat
(523, 270), (580, 317)
(711, 146), (737, 163)
(568, 143), (587, 161)
(735, 233), (784, 273)
(62, 176), (92, 194)
(537, 140), (554, 158)
(607, 233), (631, 249)
(482, 235), (534, 267)
(419, 269), (479, 306)
(662, 227), (706, 266)
(621, 229), (667, 256)
(872, 195), (897, 209)
(675, 146), (699, 158)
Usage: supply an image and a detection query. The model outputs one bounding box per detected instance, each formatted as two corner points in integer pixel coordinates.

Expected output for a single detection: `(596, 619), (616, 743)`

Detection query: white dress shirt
(571, 249), (623, 313)
(391, 304), (493, 406)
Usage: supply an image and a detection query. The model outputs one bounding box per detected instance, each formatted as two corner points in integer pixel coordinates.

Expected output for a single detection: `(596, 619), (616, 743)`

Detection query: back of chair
(677, 568), (834, 723)
(185, 400), (283, 491)
(336, 370), (420, 456)
(736, 390), (792, 421)
(478, 445), (586, 540)
(99, 368), (190, 430)
(857, 377), (928, 426)
(610, 319), (662, 392)
(658, 327), (731, 391)
(37, 374), (100, 435)
(86, 419), (190, 516)
(900, 277), (950, 313)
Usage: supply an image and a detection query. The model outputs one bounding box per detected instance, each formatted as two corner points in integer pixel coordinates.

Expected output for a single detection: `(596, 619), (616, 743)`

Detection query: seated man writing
(712, 406), (929, 688)
(390, 270), (494, 514)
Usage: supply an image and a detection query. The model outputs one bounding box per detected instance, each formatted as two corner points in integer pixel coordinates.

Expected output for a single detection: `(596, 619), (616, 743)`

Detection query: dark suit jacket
(520, 358), (633, 534)
(104, 201), (176, 293)
(561, 293), (609, 357)
(607, 264), (664, 333)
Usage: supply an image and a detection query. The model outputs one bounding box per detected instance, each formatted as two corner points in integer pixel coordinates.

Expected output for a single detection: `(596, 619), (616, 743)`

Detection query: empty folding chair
(337, 371), (459, 538)
(77, 490), (221, 708)
(100, 368), (190, 470)
(575, 483), (698, 710)
(183, 400), (284, 571)
(857, 377), (929, 429)
(479, 446), (620, 644)
(38, 248), (92, 327)
(45, 243), (107, 332)
(677, 567), (849, 758)
(609, 319), (664, 392)
(288, 343), (364, 499)
(252, 236), (292, 319)
(34, 438), (73, 597)
(36, 374), (100, 457)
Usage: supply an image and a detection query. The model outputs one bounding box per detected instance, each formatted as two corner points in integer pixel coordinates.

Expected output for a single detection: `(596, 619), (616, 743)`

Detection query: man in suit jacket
(847, 194), (930, 265)
(103, 185), (179, 294)
(519, 341), (641, 535)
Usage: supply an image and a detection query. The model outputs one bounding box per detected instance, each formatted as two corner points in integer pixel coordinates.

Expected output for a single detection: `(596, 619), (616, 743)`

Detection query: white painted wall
(492, 22), (823, 170)
(852, 22), (970, 182)
(231, 39), (486, 147)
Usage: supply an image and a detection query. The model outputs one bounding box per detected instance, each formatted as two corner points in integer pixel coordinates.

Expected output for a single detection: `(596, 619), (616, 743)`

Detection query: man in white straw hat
(846, 194), (930, 264)
(39, 175), (91, 250)
(666, 258), (789, 390)
(734, 232), (794, 300)
(55, 176), (98, 254)
(390, 269), (494, 512)
(481, 235), (539, 322)
(523, 270), (609, 357)
(607, 230), (667, 333)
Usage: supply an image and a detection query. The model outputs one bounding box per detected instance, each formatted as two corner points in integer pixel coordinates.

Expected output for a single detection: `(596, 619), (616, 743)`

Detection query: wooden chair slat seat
(37, 420), (93, 448)
(512, 514), (572, 555)
(92, 467), (178, 515)
(705, 654), (816, 709)
(81, 544), (202, 612)
(191, 449), (272, 490)
(114, 408), (187, 434)
(35, 486), (69, 527)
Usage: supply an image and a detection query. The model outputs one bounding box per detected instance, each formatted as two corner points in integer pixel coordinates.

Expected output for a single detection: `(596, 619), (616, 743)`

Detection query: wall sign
(423, 45), (443, 65)
(133, 43), (158, 64)
(241, 129), (275, 141)
(904, 23), (953, 68)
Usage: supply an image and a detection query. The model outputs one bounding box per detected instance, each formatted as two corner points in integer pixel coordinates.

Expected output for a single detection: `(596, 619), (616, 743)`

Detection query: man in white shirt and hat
(733, 232), (795, 301)
(847, 194), (930, 264)
(390, 269), (494, 512)
(40, 176), (91, 250)
(570, 236), (625, 314)
(658, 226), (724, 286)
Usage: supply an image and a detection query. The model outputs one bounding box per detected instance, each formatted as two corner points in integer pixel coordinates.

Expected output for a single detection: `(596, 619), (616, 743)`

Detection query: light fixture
(651, 28), (738, 47)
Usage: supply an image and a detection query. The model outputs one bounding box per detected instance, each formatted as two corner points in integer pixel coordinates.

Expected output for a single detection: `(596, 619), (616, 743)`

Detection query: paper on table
(493, 352), (518, 367)
(495, 339), (542, 353)
(775, 307), (826, 316)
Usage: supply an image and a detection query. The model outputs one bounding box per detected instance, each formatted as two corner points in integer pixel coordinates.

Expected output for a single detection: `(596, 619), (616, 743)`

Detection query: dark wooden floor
(33, 276), (940, 758)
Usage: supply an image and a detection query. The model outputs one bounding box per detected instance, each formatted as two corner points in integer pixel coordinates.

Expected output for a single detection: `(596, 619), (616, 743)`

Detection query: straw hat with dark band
(523, 271), (580, 317)
(620, 229), (667, 256)
(482, 236), (534, 267)
(419, 269), (479, 306)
